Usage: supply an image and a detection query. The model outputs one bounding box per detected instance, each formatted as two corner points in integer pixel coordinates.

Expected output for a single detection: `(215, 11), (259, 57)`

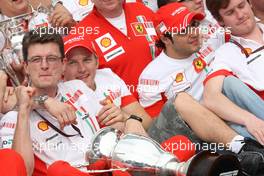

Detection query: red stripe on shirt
(204, 69), (233, 85)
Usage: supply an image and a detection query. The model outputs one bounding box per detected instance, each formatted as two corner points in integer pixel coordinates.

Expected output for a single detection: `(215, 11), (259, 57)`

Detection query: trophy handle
(0, 54), (20, 87)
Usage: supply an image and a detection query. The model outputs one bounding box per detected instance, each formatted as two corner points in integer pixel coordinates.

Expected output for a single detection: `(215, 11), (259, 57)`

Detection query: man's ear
(160, 34), (172, 46)
(23, 61), (29, 75)
(218, 20), (225, 27)
(62, 57), (67, 72)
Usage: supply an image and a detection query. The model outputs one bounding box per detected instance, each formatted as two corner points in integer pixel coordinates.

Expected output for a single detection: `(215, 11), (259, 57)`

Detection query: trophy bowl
(0, 29), (7, 53)
(111, 133), (177, 175)
(86, 127), (123, 165)
(86, 127), (241, 176)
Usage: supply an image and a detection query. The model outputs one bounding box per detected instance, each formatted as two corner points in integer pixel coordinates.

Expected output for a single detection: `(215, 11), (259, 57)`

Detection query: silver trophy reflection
(0, 4), (51, 86)
(87, 127), (241, 176)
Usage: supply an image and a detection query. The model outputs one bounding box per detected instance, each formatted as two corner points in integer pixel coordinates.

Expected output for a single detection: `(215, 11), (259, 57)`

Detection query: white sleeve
(0, 111), (18, 149)
(138, 75), (162, 108)
(109, 70), (132, 98)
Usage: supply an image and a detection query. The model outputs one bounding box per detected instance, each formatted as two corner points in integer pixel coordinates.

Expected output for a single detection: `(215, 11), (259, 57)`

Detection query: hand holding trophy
(0, 4), (52, 87)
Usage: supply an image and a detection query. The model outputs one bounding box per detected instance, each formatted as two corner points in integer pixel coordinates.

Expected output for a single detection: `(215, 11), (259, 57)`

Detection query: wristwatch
(51, 0), (63, 7)
(34, 95), (49, 105)
(126, 115), (143, 123)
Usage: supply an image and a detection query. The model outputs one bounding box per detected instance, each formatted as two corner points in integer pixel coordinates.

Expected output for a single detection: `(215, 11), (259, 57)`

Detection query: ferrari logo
(38, 121), (49, 131)
(193, 57), (206, 73)
(131, 22), (147, 36)
(175, 73), (184, 83)
(100, 37), (111, 48)
(135, 24), (144, 34)
(79, 0), (88, 6)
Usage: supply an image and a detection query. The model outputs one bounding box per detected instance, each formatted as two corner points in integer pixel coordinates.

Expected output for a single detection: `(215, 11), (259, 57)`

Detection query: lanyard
(34, 110), (84, 138)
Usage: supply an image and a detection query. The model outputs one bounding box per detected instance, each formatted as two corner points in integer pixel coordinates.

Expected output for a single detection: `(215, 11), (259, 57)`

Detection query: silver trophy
(87, 127), (241, 176)
(0, 4), (51, 86)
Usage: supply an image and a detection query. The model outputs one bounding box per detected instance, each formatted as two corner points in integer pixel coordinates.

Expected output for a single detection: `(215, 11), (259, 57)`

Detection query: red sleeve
(203, 69), (233, 85)
(121, 95), (137, 107)
(144, 99), (165, 118)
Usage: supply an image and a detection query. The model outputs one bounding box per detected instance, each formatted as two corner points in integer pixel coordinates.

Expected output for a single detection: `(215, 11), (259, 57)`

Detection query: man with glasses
(138, 3), (264, 175)
(10, 28), (104, 175)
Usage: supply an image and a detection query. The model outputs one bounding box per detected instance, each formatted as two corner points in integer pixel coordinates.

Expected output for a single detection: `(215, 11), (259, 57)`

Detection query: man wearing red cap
(73, 0), (158, 100)
(138, 2), (264, 175)
(62, 33), (151, 133)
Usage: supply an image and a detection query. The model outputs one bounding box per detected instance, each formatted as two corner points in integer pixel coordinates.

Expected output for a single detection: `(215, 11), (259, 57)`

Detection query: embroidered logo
(175, 73), (184, 83)
(100, 37), (111, 48)
(242, 48), (252, 55)
(79, 0), (88, 6)
(193, 57), (206, 73)
(131, 23), (147, 36)
(38, 121), (49, 131)
(95, 33), (117, 53)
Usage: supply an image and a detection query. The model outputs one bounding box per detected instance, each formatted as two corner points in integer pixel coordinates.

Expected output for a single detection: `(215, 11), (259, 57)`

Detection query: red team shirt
(75, 2), (158, 99)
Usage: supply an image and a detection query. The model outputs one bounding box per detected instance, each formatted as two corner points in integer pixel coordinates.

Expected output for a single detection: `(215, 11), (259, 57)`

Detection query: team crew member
(204, 0), (264, 143)
(74, 0), (158, 99)
(63, 34), (152, 131)
(10, 29), (103, 175)
(138, 3), (264, 175)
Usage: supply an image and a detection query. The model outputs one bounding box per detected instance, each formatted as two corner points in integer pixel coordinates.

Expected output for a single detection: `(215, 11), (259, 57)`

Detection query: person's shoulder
(0, 111), (18, 126)
(125, 2), (154, 14)
(62, 79), (87, 87)
(60, 80), (92, 93)
(140, 52), (166, 78)
(76, 8), (97, 25)
(215, 42), (240, 54)
(96, 68), (125, 85)
(96, 68), (114, 76)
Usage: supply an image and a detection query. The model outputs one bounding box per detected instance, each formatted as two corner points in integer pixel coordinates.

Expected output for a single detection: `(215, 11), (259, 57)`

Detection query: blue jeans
(222, 76), (264, 139)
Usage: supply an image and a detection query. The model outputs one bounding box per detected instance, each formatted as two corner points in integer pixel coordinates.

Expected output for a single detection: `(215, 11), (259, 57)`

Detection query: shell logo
(175, 73), (184, 83)
(38, 121), (49, 131)
(242, 48), (252, 55)
(79, 0), (88, 6)
(100, 37), (111, 48)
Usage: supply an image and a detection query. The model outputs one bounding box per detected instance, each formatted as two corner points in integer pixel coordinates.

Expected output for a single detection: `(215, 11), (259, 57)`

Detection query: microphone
(161, 135), (196, 162)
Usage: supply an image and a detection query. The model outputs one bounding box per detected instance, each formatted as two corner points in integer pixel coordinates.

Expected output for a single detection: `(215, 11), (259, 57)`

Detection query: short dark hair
(22, 28), (65, 62)
(155, 32), (173, 49)
(206, 0), (230, 21)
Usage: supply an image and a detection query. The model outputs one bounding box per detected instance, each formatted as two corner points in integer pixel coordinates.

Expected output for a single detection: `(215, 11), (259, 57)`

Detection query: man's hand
(245, 117), (264, 145)
(15, 86), (35, 111)
(97, 100), (126, 126)
(43, 98), (77, 129)
(125, 119), (148, 137)
(49, 3), (76, 28)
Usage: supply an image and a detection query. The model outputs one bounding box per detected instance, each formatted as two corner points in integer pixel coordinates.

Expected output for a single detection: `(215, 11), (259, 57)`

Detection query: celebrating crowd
(0, 0), (264, 175)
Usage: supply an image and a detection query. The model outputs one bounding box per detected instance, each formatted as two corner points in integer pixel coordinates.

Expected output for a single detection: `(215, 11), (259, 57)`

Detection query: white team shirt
(206, 23), (264, 91)
(62, 0), (94, 21)
(105, 11), (127, 36)
(0, 111), (17, 149)
(138, 51), (209, 109)
(198, 17), (227, 65)
(94, 68), (135, 107)
(0, 80), (101, 168)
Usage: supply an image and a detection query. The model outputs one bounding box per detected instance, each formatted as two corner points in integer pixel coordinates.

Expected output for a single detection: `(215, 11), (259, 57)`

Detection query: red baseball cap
(156, 2), (205, 36)
(63, 34), (96, 56)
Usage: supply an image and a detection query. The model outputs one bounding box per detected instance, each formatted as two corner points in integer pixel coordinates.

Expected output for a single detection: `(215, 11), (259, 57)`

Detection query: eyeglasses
(28, 55), (62, 64)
